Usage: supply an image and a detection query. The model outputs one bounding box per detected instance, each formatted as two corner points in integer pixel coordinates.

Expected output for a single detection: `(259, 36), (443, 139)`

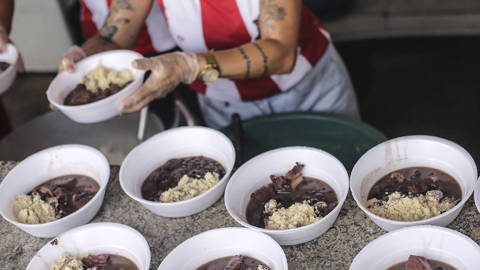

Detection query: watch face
(202, 69), (220, 82)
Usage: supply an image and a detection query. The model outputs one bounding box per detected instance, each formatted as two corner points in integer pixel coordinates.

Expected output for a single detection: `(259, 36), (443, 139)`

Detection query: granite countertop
(1, 161), (480, 270)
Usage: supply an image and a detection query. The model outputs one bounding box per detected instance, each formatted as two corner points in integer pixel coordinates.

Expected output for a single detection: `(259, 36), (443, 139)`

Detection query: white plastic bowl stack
(120, 126), (235, 217)
(27, 222), (151, 270)
(350, 225), (480, 270)
(225, 146), (350, 245)
(350, 135), (477, 232)
(0, 43), (19, 95)
(158, 227), (288, 270)
(0, 144), (110, 238)
(46, 50), (145, 123)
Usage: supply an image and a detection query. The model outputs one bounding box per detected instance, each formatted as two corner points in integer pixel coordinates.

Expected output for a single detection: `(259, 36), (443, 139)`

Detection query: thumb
(132, 58), (156, 70)
(60, 56), (76, 73)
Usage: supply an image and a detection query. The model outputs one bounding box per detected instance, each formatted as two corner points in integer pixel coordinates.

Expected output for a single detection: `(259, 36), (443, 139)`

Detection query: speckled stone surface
(1, 161), (480, 270)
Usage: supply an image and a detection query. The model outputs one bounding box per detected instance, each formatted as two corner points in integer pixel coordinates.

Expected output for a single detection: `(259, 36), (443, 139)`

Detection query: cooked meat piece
(270, 175), (292, 192)
(406, 255), (432, 270)
(390, 172), (405, 183)
(224, 255), (244, 270)
(407, 185), (422, 195)
(270, 162), (306, 192)
(250, 185), (276, 203)
(82, 254), (109, 267)
(36, 186), (54, 197)
(285, 163), (304, 178)
(64, 84), (94, 105)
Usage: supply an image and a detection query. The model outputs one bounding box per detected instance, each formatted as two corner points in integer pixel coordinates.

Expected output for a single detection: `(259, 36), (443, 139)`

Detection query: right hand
(58, 46), (87, 73)
(120, 52), (199, 114)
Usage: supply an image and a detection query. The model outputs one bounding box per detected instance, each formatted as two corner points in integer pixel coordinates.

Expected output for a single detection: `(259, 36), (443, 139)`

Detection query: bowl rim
(474, 176), (480, 215)
(28, 222), (151, 269)
(224, 146), (350, 234)
(350, 225), (480, 269)
(0, 144), (110, 228)
(350, 135), (478, 226)
(119, 126), (236, 207)
(0, 43), (18, 79)
(46, 49), (145, 110)
(157, 226), (288, 269)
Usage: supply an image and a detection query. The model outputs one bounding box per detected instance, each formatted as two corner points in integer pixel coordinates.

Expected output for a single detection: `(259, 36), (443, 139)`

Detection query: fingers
(120, 91), (155, 114)
(122, 53), (191, 114)
(120, 81), (161, 114)
(120, 77), (173, 114)
(59, 46), (87, 73)
(132, 58), (156, 70)
(59, 56), (76, 73)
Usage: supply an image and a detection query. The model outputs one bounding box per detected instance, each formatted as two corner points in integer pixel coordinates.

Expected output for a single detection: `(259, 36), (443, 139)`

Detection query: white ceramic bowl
(120, 126), (235, 218)
(474, 176), (480, 214)
(46, 50), (145, 123)
(0, 43), (18, 95)
(225, 146), (350, 245)
(158, 227), (287, 270)
(351, 135), (477, 232)
(350, 225), (480, 270)
(27, 222), (150, 270)
(0, 144), (110, 238)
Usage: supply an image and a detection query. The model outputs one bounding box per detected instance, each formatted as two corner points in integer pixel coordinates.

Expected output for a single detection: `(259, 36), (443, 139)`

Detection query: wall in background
(10, 0), (73, 72)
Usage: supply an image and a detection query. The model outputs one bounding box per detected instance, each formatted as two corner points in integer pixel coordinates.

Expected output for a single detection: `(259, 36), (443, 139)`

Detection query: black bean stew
(141, 156), (225, 202)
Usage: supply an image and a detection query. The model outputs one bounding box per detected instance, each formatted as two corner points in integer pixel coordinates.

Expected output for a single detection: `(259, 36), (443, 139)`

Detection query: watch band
(204, 53), (219, 71)
(198, 51), (221, 82)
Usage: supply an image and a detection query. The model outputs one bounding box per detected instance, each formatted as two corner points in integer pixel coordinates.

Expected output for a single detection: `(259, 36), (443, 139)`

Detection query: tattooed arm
(119, 0), (302, 113)
(81, 0), (153, 56)
(59, 0), (153, 72)
(199, 0), (302, 79)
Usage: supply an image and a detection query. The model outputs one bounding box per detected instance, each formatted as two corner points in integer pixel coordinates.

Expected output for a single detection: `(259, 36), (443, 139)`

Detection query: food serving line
(0, 160), (480, 269)
(2, 46), (480, 269)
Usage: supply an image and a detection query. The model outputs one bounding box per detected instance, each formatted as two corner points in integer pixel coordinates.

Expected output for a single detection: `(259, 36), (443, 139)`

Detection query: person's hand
(58, 45), (87, 73)
(0, 26), (24, 72)
(120, 52), (199, 114)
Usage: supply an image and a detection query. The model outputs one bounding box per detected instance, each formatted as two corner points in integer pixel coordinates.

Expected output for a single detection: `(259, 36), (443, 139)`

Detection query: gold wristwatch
(198, 51), (220, 82)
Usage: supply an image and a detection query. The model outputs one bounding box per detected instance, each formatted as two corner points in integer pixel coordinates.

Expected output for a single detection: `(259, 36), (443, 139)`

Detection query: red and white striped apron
(157, 0), (331, 102)
(81, 0), (176, 55)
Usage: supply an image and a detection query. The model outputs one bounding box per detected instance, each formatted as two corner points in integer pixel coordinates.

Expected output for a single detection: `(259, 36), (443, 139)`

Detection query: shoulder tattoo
(259, 0), (286, 34)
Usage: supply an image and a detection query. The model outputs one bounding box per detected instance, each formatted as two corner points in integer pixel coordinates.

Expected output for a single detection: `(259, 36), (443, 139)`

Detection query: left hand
(0, 26), (24, 73)
(120, 52), (199, 114)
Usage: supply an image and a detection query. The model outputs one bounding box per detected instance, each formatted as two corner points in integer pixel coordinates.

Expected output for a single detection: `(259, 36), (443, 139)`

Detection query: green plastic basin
(221, 113), (387, 172)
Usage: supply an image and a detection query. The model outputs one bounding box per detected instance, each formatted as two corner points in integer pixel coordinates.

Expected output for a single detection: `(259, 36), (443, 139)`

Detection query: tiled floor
(1, 36), (480, 164)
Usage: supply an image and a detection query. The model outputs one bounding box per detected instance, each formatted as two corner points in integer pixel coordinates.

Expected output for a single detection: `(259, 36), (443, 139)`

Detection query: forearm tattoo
(259, 0), (286, 34)
(112, 0), (133, 12)
(238, 47), (251, 79)
(99, 0), (133, 42)
(253, 43), (268, 77)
